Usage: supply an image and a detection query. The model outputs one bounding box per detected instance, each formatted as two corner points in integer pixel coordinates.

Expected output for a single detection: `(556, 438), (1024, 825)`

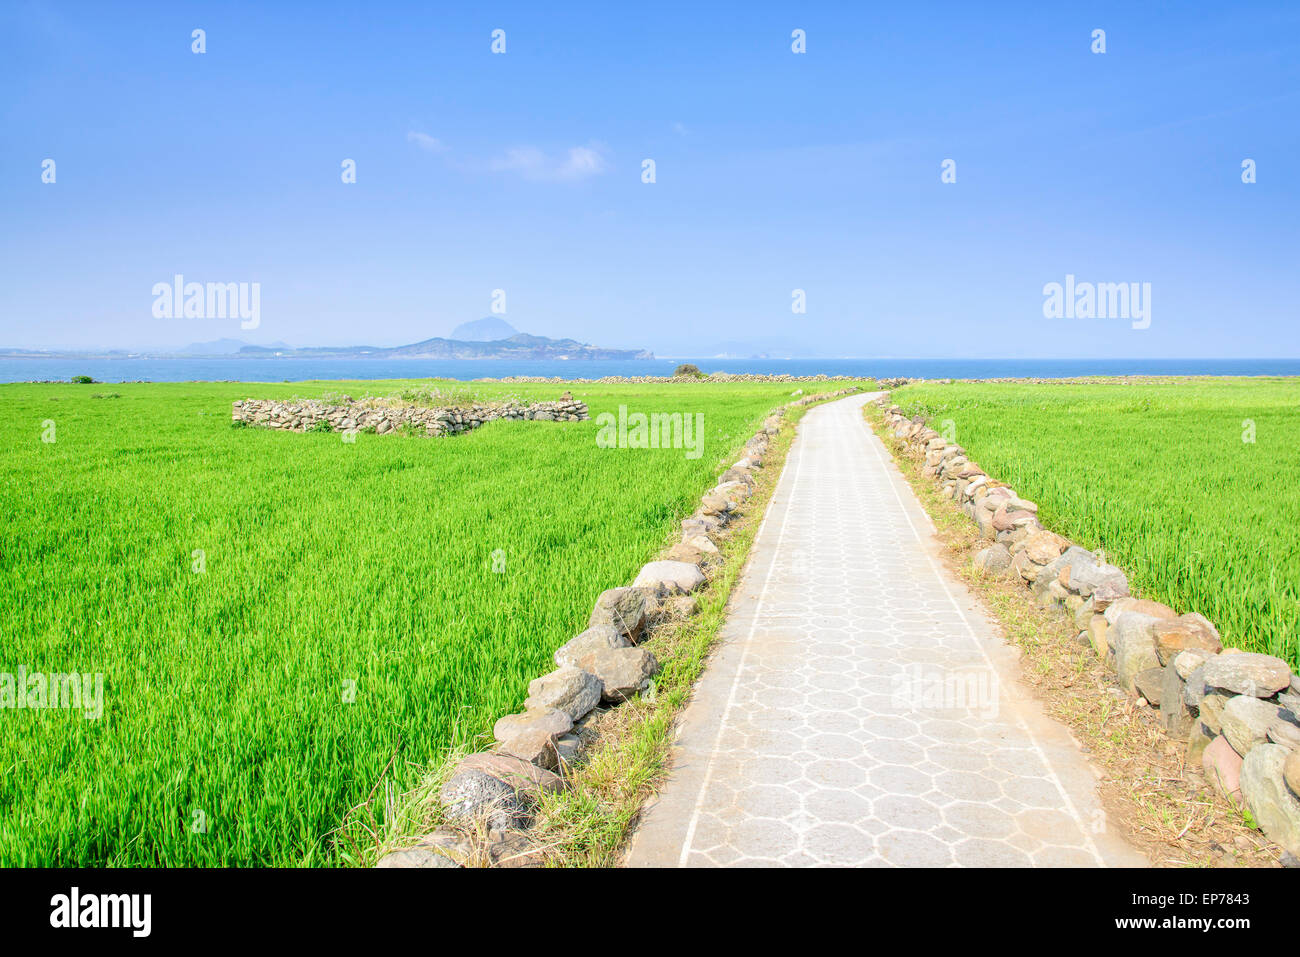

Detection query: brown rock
(1088, 615), (1110, 658)
(496, 728), (561, 770)
(992, 501), (1039, 532)
(699, 491), (733, 516)
(1286, 750), (1300, 797)
(1187, 722), (1214, 764)
(457, 752), (565, 796)
(667, 594), (700, 617)
(1103, 597), (1178, 625)
(375, 830), (468, 868)
(1199, 693), (1229, 735)
(719, 467), (755, 487)
(1202, 735), (1244, 801)
(488, 831), (547, 868)
(1023, 530), (1069, 565)
(682, 534), (721, 559)
(1011, 548), (1039, 582)
(1153, 613), (1223, 665)
(493, 708), (572, 744)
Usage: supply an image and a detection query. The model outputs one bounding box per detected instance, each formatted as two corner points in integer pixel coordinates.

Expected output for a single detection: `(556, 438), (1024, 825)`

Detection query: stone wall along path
(627, 393), (1144, 867)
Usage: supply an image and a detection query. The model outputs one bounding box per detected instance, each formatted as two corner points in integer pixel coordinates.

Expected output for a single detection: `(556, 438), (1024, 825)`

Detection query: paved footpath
(627, 393), (1144, 867)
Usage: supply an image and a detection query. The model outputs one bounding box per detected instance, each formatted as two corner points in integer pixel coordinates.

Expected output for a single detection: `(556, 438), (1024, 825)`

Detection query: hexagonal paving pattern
(627, 394), (1143, 868)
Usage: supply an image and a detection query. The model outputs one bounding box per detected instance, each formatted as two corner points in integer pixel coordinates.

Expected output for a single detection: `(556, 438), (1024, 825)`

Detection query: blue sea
(3, 356), (1300, 384)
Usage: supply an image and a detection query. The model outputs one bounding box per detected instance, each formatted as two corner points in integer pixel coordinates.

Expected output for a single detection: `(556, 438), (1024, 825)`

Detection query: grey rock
(578, 646), (660, 703)
(1174, 649), (1211, 680)
(524, 667), (603, 722)
(1134, 667), (1165, 707)
(682, 515), (721, 538)
(719, 467), (755, 487)
(1267, 721), (1300, 751)
(439, 769), (527, 831)
(1201, 652), (1293, 697)
(1198, 693), (1230, 735)
(1223, 696), (1291, 757)
(973, 543), (1012, 574)
(1068, 560), (1130, 599)
(1110, 611), (1162, 693)
(1183, 665), (1208, 707)
(1072, 596), (1096, 630)
(555, 732), (581, 766)
(588, 587), (649, 642)
(375, 847), (460, 869)
(712, 481), (751, 505)
(632, 559), (706, 594)
(1240, 745), (1300, 856)
(1033, 579), (1069, 610)
(1091, 579), (1130, 611)
(1103, 597), (1177, 626)
(1159, 662), (1194, 737)
(554, 624), (630, 668)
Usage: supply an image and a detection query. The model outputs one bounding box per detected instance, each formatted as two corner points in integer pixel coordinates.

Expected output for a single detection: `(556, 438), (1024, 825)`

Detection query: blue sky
(2, 1), (1297, 357)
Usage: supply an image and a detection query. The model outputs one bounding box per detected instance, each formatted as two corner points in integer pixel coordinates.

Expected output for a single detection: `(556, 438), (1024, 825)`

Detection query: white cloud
(489, 143), (608, 182)
(408, 131), (607, 182)
(407, 131), (448, 153)
(673, 122), (688, 136)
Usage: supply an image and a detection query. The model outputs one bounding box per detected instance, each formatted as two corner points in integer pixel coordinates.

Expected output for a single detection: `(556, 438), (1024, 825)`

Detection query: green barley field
(0, 377), (862, 866)
(892, 378), (1300, 673)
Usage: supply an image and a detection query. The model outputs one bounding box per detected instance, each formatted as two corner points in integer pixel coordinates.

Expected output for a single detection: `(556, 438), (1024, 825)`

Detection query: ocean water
(2, 356), (1299, 384)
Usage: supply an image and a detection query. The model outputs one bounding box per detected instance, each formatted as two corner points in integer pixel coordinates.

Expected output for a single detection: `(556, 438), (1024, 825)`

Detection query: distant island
(1, 319), (654, 361)
(238, 332), (652, 361)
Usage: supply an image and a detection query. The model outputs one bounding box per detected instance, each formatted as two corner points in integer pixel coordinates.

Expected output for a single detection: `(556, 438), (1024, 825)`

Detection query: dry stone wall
(877, 396), (1300, 861)
(376, 386), (859, 868)
(232, 397), (588, 436)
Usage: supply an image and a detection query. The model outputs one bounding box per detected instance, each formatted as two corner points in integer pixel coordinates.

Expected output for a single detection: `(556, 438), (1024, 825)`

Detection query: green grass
(0, 377), (863, 866)
(891, 377), (1300, 672)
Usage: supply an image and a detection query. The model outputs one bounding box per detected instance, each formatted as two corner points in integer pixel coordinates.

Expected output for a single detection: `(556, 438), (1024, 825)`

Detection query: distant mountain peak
(450, 316), (518, 342)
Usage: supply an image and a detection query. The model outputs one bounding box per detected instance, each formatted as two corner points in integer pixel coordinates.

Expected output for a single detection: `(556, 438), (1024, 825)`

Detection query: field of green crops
(892, 378), (1300, 673)
(0, 377), (863, 866)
